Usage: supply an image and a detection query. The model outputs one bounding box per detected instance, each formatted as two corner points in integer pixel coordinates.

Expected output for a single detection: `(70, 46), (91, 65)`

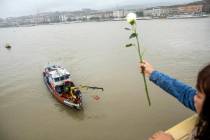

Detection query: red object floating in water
(93, 95), (100, 100)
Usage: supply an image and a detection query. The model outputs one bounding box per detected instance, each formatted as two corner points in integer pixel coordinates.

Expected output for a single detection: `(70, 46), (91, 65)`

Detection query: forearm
(149, 71), (196, 111)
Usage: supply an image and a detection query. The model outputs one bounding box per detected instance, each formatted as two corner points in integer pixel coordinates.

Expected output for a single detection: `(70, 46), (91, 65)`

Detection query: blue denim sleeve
(149, 71), (196, 112)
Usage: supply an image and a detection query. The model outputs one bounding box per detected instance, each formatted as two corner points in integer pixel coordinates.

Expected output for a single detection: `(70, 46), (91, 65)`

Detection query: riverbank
(0, 14), (209, 28)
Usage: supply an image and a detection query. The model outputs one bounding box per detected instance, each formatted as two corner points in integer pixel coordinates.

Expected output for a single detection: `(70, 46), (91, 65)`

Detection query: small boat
(5, 43), (12, 49)
(43, 65), (82, 109)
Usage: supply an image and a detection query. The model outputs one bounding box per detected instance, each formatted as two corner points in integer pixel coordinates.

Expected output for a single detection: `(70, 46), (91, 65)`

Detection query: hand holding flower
(140, 60), (154, 77)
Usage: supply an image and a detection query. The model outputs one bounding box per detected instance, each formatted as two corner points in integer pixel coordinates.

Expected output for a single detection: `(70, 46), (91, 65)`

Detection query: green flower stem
(134, 25), (151, 106)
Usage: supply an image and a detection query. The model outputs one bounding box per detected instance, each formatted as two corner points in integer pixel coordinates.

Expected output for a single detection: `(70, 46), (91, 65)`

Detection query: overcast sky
(0, 0), (197, 18)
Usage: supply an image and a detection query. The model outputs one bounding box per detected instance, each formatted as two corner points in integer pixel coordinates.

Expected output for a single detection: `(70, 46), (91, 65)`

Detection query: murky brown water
(0, 18), (210, 140)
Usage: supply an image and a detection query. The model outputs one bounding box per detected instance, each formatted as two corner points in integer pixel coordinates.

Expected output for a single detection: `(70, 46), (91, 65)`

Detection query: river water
(0, 18), (210, 140)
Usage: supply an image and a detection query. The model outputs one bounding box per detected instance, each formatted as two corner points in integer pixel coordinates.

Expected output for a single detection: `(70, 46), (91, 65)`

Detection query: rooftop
(48, 65), (70, 79)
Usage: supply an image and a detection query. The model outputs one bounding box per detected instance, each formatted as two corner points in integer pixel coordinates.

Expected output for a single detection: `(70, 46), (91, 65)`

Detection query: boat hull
(43, 72), (82, 110)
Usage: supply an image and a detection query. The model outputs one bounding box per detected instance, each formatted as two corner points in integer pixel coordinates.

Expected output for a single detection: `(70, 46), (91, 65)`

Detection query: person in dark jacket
(140, 60), (210, 140)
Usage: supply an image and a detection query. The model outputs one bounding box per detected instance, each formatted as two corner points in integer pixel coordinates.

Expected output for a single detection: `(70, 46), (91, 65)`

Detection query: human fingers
(148, 137), (154, 140)
(148, 131), (163, 140)
(153, 131), (164, 137)
(140, 60), (149, 69)
(139, 62), (145, 73)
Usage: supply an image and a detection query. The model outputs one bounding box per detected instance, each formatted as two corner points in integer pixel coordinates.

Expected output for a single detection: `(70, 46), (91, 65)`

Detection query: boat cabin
(45, 65), (80, 96)
(46, 65), (71, 85)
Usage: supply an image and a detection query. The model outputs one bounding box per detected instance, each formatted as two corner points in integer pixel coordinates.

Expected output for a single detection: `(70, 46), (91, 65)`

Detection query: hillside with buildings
(143, 0), (210, 18)
(0, 0), (209, 27)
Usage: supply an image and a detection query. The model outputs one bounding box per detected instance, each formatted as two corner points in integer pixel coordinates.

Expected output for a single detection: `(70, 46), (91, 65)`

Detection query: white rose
(126, 13), (136, 25)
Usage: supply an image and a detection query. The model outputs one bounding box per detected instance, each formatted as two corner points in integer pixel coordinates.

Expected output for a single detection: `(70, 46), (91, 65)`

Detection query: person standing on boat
(70, 87), (77, 99)
(140, 60), (210, 140)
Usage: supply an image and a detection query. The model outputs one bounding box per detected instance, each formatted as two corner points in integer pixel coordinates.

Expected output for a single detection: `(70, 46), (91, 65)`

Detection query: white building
(102, 11), (113, 18)
(143, 7), (170, 17)
(113, 10), (125, 18)
(143, 8), (153, 16)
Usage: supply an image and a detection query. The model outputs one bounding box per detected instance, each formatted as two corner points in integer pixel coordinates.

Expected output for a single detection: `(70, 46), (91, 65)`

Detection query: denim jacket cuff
(149, 70), (159, 81)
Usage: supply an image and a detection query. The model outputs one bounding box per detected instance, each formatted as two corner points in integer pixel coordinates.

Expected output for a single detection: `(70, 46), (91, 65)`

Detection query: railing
(165, 114), (197, 140)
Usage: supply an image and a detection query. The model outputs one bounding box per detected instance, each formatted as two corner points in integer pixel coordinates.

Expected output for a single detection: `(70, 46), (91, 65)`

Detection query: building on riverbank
(143, 1), (208, 18)
(143, 7), (170, 18)
(0, 1), (210, 28)
(203, 0), (210, 13)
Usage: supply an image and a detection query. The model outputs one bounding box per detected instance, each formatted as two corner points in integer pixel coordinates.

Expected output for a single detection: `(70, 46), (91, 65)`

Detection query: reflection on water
(0, 18), (210, 140)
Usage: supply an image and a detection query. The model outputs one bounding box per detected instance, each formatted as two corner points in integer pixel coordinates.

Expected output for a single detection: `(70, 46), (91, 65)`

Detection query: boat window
(47, 67), (52, 71)
(54, 78), (59, 82)
(60, 76), (64, 81)
(55, 86), (63, 94)
(64, 75), (69, 79)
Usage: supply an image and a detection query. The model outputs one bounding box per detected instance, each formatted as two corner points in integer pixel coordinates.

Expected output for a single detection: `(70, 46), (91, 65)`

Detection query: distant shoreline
(0, 15), (209, 28)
